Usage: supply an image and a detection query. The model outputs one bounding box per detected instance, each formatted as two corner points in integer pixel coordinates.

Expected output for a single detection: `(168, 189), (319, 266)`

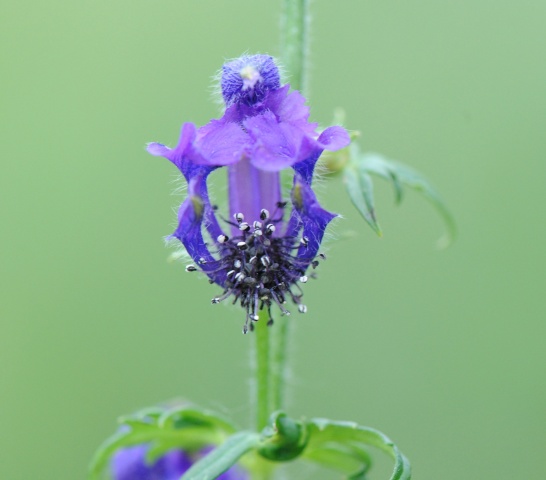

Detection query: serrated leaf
(304, 419), (411, 480)
(181, 431), (260, 480)
(344, 164), (382, 236)
(358, 152), (456, 248)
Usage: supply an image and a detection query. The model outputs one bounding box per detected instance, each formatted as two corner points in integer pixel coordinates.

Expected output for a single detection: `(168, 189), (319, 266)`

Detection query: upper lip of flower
(149, 84), (349, 173)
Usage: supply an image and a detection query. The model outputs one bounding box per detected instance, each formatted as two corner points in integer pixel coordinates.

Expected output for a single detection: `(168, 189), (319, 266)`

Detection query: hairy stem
(269, 315), (289, 415)
(280, 0), (310, 94)
(255, 309), (271, 431)
(265, 0), (310, 417)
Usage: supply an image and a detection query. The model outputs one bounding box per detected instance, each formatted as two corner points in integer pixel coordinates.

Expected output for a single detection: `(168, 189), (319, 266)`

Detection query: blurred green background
(1, 1), (544, 478)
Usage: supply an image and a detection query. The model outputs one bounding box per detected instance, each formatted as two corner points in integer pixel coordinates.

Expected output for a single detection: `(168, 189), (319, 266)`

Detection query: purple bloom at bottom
(111, 444), (247, 480)
(148, 54), (350, 332)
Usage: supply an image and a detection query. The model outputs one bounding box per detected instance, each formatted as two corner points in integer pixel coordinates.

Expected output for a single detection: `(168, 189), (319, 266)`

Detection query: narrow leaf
(343, 166), (382, 236)
(304, 443), (372, 479)
(305, 419), (411, 480)
(159, 407), (237, 434)
(359, 153), (456, 247)
(89, 424), (226, 479)
(181, 431), (260, 480)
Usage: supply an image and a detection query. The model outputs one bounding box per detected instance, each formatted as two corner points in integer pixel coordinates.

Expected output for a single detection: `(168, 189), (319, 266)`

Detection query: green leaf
(181, 431), (260, 480)
(345, 146), (456, 247)
(158, 407), (237, 434)
(303, 418), (411, 480)
(361, 153), (455, 247)
(343, 158), (383, 236)
(88, 406), (235, 480)
(304, 443), (372, 479)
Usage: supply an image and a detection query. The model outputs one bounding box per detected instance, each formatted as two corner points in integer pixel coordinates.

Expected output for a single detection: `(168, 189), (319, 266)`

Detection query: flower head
(148, 54), (350, 332)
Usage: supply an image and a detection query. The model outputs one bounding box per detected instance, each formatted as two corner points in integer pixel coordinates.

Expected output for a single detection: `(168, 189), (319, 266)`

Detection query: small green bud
(258, 412), (309, 462)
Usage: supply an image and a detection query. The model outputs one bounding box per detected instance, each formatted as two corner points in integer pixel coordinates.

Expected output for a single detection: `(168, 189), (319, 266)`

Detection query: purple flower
(148, 54), (350, 332)
(112, 444), (247, 480)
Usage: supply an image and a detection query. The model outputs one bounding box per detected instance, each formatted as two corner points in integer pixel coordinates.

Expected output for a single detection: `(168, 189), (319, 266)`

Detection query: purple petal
(317, 125), (351, 151)
(147, 123), (199, 179)
(191, 119), (249, 166)
(112, 445), (192, 480)
(292, 126), (350, 184)
(272, 88), (313, 131)
(291, 176), (337, 264)
(245, 111), (303, 171)
(112, 444), (248, 480)
(173, 172), (226, 285)
(146, 142), (171, 157)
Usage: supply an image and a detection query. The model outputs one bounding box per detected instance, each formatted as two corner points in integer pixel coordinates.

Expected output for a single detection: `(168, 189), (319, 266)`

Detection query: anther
(217, 234), (229, 243)
(254, 229), (263, 237)
(267, 318), (274, 326)
(185, 265), (197, 272)
(300, 236), (309, 247)
(237, 241), (248, 250)
(266, 224), (276, 234)
(260, 256), (271, 267)
(234, 212), (244, 223)
(298, 304), (308, 314)
(234, 259), (242, 268)
(239, 222), (250, 232)
(299, 275), (308, 283)
(198, 257), (207, 264)
(311, 260), (319, 269)
(249, 314), (259, 322)
(260, 209), (269, 220)
(276, 201), (287, 208)
(253, 221), (262, 229)
(249, 256), (258, 265)
(318, 253), (327, 260)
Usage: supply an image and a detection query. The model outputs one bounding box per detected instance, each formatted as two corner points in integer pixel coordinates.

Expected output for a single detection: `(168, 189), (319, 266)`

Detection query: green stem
(254, 0), (310, 449)
(264, 0), (310, 417)
(255, 309), (271, 431)
(269, 315), (289, 415)
(280, 0), (310, 94)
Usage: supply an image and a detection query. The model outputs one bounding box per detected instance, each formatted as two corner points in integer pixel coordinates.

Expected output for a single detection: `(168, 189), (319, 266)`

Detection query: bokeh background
(1, 1), (544, 479)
